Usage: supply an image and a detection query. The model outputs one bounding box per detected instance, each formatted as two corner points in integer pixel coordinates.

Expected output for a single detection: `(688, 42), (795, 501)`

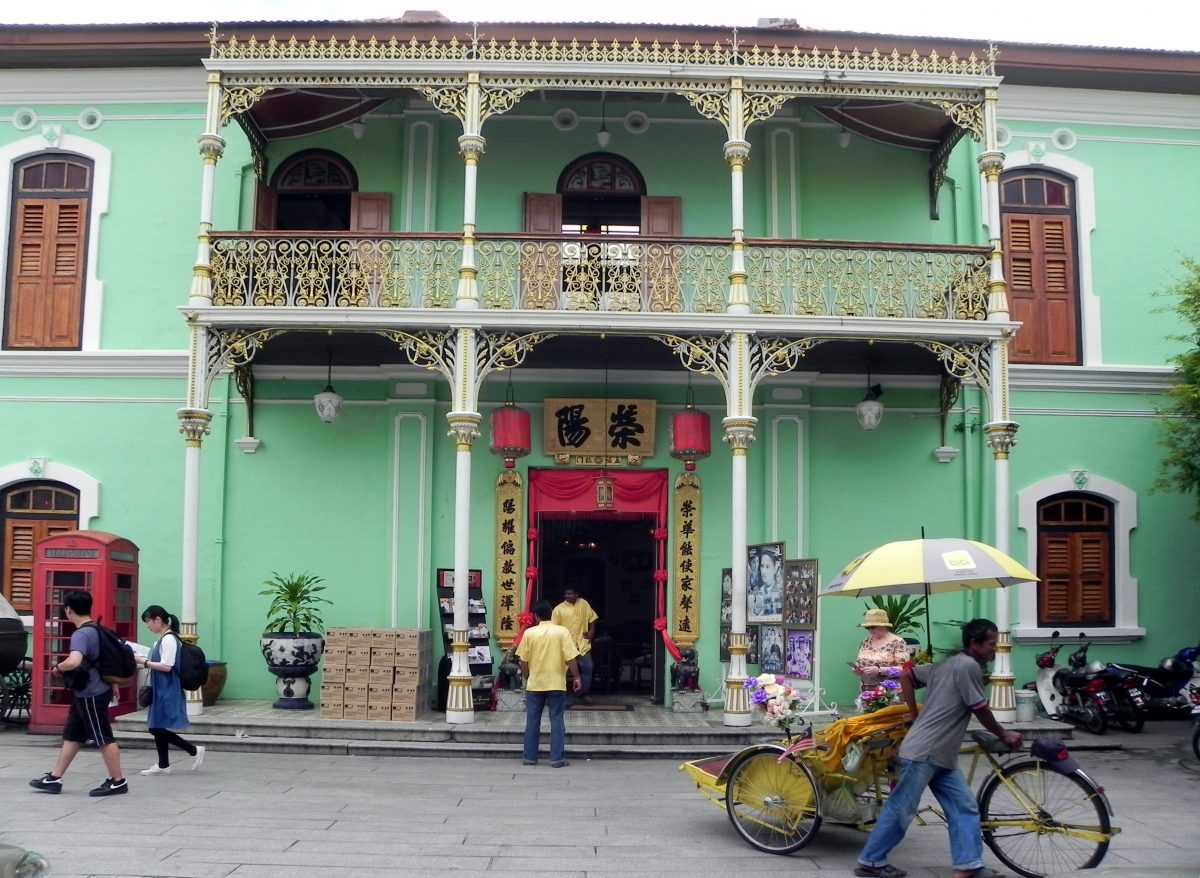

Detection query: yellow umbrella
(821, 537), (1038, 653)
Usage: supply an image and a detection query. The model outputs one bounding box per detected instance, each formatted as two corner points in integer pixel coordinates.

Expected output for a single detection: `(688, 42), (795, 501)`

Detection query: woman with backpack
(137, 605), (204, 776)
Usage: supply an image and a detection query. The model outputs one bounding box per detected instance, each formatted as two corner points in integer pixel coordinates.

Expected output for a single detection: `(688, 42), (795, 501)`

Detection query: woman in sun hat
(853, 607), (910, 690)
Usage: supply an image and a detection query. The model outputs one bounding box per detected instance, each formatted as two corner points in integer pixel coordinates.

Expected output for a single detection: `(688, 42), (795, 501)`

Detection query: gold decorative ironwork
(480, 85), (530, 122)
(210, 32), (995, 76)
(220, 85), (266, 125)
(494, 470), (524, 648)
(205, 328), (283, 389)
(681, 89), (729, 124)
(420, 85), (468, 119)
(673, 472), (701, 647)
(377, 329), (458, 383)
(935, 100), (985, 141)
(914, 339), (992, 392)
(476, 330), (547, 383)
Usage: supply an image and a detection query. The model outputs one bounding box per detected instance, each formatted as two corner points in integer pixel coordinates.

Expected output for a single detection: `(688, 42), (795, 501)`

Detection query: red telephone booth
(30, 531), (139, 734)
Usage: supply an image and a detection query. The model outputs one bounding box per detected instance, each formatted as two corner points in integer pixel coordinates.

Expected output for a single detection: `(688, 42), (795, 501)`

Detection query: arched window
(1036, 492), (1114, 627)
(1, 480), (80, 612)
(1001, 169), (1080, 365)
(4, 154), (93, 349)
(523, 153), (679, 237)
(254, 150), (390, 233)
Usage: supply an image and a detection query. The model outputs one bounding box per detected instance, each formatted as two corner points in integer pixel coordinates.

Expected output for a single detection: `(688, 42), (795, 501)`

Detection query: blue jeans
(523, 690), (566, 763)
(858, 758), (983, 871)
(576, 653), (594, 695)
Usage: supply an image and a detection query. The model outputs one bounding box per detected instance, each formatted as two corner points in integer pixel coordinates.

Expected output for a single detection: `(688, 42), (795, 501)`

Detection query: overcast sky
(2, 0), (1196, 53)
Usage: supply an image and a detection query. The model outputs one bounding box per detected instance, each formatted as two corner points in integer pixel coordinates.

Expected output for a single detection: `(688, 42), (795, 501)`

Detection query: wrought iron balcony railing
(209, 233), (990, 320)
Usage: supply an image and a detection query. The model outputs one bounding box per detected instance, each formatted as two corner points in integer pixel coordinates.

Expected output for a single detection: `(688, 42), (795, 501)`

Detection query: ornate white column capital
(983, 420), (1020, 459)
(722, 416), (758, 454)
(447, 411), (482, 450)
(458, 133), (486, 162)
(978, 150), (1005, 181)
(197, 133), (226, 163)
(176, 408), (213, 447)
(723, 139), (751, 168)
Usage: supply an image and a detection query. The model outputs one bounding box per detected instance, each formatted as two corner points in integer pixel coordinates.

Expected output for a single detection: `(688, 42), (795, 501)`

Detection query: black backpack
(173, 633), (209, 691)
(81, 620), (138, 685)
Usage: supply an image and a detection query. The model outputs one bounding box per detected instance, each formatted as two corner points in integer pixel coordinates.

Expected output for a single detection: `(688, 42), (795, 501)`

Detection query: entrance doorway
(538, 514), (663, 702)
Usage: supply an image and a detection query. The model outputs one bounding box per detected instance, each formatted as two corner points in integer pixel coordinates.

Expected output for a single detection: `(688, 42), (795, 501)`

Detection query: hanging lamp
(489, 373), (531, 468)
(670, 376), (711, 471)
(313, 348), (344, 423)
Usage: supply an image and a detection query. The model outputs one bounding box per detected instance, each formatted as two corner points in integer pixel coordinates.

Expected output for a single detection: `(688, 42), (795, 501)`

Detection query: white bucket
(1015, 689), (1038, 723)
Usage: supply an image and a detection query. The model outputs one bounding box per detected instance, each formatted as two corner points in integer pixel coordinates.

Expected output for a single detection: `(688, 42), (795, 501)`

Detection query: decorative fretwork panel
(209, 233), (988, 320)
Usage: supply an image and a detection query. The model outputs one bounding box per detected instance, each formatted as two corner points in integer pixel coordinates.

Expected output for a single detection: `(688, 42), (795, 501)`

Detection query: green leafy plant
(1155, 258), (1200, 518)
(863, 594), (927, 639)
(259, 572), (332, 635)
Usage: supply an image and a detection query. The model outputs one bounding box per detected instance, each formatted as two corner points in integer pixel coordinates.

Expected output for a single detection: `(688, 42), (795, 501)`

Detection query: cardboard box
(393, 663), (431, 684)
(370, 646), (396, 668)
(370, 629), (398, 646)
(323, 644), (348, 667)
(319, 681), (344, 703)
(342, 683), (369, 705)
(345, 666), (371, 685)
(394, 629), (432, 648)
(319, 702), (343, 720)
(322, 664), (346, 684)
(390, 703), (426, 722)
(369, 666), (394, 684)
(324, 629), (352, 647)
(367, 702), (393, 722)
(342, 703), (368, 721)
(394, 646), (430, 669)
(347, 646), (373, 667)
(348, 628), (376, 643)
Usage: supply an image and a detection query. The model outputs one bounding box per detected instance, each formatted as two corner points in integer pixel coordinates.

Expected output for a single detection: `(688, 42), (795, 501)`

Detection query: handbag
(138, 684), (153, 708)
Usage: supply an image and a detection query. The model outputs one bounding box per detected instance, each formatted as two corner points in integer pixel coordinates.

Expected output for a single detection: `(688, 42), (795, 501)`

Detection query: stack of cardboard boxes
(319, 628), (432, 721)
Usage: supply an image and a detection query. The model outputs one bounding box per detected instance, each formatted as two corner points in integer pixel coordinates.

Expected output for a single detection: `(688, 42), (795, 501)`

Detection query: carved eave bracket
(928, 124), (968, 221)
(376, 328), (550, 391)
(220, 84), (267, 127)
(233, 363), (256, 437)
(915, 339), (991, 396)
(651, 333), (824, 396)
(205, 327), (284, 393)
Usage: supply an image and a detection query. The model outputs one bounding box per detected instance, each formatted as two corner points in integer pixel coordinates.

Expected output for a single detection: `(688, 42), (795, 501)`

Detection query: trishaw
(680, 704), (1119, 878)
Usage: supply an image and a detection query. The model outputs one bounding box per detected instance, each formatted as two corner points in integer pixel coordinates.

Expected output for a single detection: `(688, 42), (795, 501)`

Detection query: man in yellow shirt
(552, 587), (599, 702)
(517, 600), (581, 767)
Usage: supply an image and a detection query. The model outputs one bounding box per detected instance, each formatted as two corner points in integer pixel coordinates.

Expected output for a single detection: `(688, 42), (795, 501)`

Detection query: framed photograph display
(748, 542), (785, 623)
(759, 625), (785, 674)
(718, 567), (733, 662)
(782, 558), (818, 629)
(785, 629), (815, 680)
(745, 625), (760, 665)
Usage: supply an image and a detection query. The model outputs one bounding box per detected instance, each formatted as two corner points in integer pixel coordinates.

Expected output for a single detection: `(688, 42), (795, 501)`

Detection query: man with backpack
(29, 590), (129, 797)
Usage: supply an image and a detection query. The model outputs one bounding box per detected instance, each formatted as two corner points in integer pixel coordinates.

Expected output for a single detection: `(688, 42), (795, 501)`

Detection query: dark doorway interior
(537, 513), (662, 701)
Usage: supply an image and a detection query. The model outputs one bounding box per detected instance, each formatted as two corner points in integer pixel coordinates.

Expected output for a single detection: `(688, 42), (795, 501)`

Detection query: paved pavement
(2, 718), (1198, 877)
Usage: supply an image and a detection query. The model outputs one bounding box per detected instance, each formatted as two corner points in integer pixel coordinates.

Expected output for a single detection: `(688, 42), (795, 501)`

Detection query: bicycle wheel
(725, 750), (822, 854)
(979, 759), (1111, 878)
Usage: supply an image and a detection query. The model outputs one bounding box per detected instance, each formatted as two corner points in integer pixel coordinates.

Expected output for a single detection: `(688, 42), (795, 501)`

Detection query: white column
(176, 396), (211, 717)
(445, 328), (481, 724)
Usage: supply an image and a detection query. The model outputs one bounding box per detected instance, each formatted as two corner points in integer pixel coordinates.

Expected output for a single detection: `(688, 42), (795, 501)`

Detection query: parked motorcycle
(1106, 638), (1200, 715)
(1189, 685), (1200, 762)
(1030, 631), (1111, 735)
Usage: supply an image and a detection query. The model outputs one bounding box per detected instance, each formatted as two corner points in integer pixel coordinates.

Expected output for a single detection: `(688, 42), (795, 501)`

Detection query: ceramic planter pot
(200, 660), (228, 707)
(260, 633), (325, 710)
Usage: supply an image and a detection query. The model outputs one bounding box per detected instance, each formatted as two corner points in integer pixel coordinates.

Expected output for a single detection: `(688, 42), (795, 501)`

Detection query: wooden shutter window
(1036, 496), (1114, 627)
(6, 195), (88, 350)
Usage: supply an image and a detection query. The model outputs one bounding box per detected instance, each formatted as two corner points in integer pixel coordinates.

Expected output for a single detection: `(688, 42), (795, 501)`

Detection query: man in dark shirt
(29, 590), (129, 797)
(855, 618), (1021, 878)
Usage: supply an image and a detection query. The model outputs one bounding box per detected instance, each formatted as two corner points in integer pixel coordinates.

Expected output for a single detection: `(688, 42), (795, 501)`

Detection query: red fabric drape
(515, 469), (680, 661)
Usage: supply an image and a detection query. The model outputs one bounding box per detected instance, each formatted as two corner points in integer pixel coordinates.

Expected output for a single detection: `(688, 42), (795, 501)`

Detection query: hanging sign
(494, 470), (524, 648)
(544, 397), (656, 465)
(673, 472), (700, 647)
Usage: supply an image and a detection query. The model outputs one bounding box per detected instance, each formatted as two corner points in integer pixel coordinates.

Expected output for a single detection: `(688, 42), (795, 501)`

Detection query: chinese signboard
(544, 397), (656, 465)
(494, 471), (524, 647)
(673, 472), (700, 647)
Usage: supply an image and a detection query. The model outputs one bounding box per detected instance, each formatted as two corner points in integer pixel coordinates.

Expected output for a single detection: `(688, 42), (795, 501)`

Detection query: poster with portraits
(782, 558), (818, 629)
(747, 542), (785, 623)
(759, 625), (785, 673)
(719, 567), (733, 661)
(786, 629), (815, 680)
(745, 625), (760, 665)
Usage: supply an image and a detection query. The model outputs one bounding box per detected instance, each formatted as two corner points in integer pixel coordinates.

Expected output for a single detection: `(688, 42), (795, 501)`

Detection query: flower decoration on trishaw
(855, 666), (901, 714)
(744, 673), (808, 736)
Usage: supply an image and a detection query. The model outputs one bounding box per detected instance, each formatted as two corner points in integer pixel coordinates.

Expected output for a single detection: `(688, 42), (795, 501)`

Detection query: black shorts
(62, 693), (115, 746)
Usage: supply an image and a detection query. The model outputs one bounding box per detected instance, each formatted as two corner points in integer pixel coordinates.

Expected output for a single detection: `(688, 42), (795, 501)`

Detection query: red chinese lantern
(490, 400), (531, 468)
(670, 404), (711, 471)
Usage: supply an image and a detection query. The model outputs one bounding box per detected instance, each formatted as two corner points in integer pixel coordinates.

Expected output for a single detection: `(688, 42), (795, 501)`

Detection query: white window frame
(0, 133), (112, 352)
(1015, 472), (1144, 642)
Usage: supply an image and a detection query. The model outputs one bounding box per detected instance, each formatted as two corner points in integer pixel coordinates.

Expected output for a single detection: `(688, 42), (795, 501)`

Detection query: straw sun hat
(860, 608), (893, 628)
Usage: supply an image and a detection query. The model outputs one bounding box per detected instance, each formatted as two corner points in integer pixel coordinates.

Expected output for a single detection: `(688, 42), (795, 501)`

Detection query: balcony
(209, 233), (990, 321)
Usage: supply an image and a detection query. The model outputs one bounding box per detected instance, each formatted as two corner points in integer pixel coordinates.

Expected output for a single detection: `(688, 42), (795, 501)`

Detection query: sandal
(855, 865), (907, 878)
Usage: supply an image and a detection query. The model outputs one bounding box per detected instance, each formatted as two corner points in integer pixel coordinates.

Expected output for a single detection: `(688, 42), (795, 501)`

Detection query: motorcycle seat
(1108, 662), (1191, 683)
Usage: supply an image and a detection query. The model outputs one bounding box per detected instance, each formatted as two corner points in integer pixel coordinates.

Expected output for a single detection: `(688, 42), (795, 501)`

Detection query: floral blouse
(854, 633), (910, 688)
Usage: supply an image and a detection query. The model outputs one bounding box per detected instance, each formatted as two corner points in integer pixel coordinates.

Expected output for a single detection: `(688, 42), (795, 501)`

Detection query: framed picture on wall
(437, 569), (482, 590)
(782, 558), (818, 629)
(748, 542), (785, 624)
(719, 626), (731, 663)
(786, 629), (815, 680)
(745, 624), (760, 665)
(760, 625), (785, 674)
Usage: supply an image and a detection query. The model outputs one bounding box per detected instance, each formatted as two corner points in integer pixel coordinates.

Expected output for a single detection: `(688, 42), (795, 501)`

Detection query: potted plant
(259, 572), (332, 710)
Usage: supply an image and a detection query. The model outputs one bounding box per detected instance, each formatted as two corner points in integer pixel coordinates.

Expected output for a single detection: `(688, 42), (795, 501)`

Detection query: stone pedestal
(671, 689), (707, 712)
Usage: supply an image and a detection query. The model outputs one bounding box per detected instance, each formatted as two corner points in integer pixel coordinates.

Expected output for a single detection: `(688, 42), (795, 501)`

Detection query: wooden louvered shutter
(1004, 212), (1078, 365)
(1037, 531), (1112, 627)
(5, 198), (87, 349)
(1038, 533), (1073, 625)
(1076, 533), (1112, 623)
(3, 519), (74, 612)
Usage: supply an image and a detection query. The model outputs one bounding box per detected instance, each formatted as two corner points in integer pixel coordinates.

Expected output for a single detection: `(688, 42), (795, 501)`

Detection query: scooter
(1190, 686), (1200, 762)
(1107, 638), (1200, 715)
(1031, 632), (1111, 735)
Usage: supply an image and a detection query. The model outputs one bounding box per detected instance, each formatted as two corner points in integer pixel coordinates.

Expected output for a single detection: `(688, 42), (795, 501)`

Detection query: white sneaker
(140, 765), (171, 776)
(191, 746), (205, 771)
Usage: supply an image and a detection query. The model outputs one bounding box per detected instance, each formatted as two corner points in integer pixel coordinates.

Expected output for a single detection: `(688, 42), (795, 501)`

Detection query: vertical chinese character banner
(494, 471), (524, 648)
(673, 473), (700, 647)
